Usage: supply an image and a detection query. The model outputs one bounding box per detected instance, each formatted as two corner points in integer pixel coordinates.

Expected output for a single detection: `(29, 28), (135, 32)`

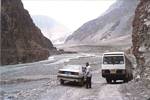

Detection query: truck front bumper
(102, 69), (126, 80)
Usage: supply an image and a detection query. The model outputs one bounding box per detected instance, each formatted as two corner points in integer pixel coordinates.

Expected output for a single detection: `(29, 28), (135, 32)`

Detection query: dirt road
(0, 53), (137, 100)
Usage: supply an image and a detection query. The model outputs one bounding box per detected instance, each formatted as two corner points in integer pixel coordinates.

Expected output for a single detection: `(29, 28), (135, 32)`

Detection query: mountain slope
(66, 0), (139, 45)
(1, 0), (57, 65)
(32, 15), (70, 44)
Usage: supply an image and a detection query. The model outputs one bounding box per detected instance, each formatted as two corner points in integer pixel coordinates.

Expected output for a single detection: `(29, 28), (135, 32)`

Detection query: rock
(1, 0), (57, 65)
(135, 75), (141, 81)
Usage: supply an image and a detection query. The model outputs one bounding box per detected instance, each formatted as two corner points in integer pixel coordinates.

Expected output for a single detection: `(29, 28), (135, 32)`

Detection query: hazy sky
(22, 0), (116, 32)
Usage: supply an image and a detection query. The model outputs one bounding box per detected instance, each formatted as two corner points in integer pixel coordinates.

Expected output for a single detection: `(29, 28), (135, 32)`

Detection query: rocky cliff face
(132, 0), (150, 79)
(1, 0), (57, 65)
(66, 0), (139, 45)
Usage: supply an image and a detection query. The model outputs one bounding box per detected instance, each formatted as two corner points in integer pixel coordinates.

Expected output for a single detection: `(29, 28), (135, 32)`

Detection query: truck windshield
(103, 56), (124, 64)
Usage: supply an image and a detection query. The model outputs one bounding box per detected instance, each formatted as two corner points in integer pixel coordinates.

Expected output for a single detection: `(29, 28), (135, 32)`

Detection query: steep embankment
(120, 1), (150, 99)
(66, 0), (139, 45)
(132, 0), (150, 78)
(1, 0), (57, 65)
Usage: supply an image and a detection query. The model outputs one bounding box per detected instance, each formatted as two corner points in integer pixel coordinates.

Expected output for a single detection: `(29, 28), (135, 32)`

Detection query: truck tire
(129, 73), (133, 81)
(123, 74), (129, 83)
(60, 79), (64, 85)
(113, 79), (116, 83)
(123, 78), (127, 83)
(131, 74), (133, 80)
(106, 78), (111, 83)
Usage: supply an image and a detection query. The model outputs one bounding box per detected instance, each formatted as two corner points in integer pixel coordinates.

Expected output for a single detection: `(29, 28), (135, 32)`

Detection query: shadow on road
(60, 81), (85, 88)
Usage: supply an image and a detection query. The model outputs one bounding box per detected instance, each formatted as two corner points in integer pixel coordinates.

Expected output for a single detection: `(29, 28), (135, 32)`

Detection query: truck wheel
(123, 78), (128, 83)
(106, 78), (111, 83)
(113, 79), (116, 83)
(60, 79), (64, 85)
(123, 74), (129, 83)
(131, 74), (133, 80)
(129, 73), (133, 81)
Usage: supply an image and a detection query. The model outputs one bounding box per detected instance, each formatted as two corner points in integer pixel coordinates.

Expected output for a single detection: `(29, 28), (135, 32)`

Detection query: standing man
(85, 62), (92, 89)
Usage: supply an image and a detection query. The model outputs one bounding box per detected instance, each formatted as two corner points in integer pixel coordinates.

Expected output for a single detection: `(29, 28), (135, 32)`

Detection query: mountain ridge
(66, 0), (139, 45)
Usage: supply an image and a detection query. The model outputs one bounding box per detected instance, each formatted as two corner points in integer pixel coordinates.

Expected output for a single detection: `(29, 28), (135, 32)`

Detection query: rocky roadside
(121, 79), (150, 100)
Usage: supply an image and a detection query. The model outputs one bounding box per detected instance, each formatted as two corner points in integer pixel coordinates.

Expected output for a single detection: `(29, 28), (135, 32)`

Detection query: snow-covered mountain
(32, 15), (70, 44)
(65, 0), (139, 46)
